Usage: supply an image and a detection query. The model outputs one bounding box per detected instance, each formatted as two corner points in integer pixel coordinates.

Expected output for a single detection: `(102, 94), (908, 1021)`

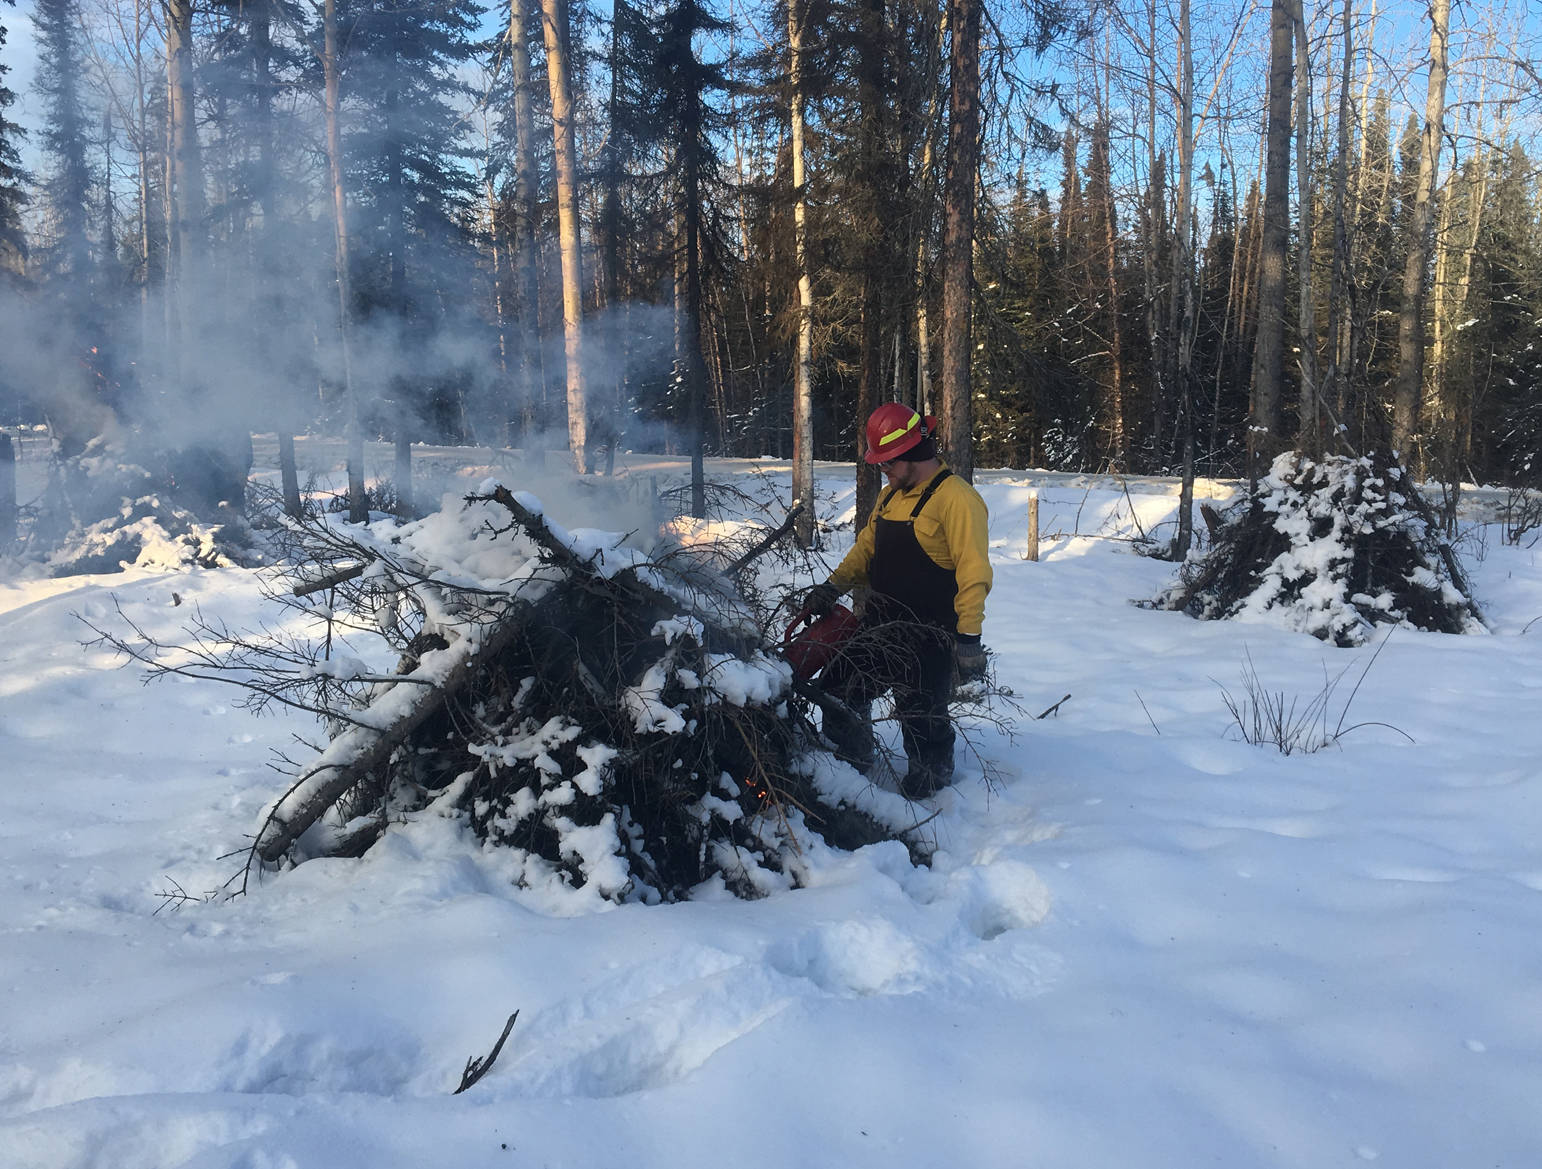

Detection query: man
(803, 402), (992, 799)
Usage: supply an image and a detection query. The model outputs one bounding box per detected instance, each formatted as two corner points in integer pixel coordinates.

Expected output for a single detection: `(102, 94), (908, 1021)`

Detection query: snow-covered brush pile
(1155, 451), (1485, 646)
(9, 438), (263, 576)
(92, 484), (919, 905)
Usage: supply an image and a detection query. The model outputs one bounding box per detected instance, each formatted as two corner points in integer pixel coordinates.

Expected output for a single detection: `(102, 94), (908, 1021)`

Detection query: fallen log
(253, 605), (527, 864)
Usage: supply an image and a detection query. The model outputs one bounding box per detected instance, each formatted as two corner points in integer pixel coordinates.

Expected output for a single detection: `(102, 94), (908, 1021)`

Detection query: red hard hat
(864, 403), (937, 464)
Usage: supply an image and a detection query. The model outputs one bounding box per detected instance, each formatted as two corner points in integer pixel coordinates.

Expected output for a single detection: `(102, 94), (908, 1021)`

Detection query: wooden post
(1024, 489), (1039, 562)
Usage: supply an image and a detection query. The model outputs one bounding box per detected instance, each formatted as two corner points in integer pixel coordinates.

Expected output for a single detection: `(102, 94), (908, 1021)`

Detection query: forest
(1, 0), (1540, 527)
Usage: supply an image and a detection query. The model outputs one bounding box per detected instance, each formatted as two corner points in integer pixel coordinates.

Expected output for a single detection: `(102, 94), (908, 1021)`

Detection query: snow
(3, 448), (1542, 1169)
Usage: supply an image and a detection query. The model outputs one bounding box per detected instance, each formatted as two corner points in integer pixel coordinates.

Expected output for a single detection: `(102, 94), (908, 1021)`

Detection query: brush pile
(1156, 451), (1485, 645)
(115, 482), (922, 904)
(8, 436), (262, 575)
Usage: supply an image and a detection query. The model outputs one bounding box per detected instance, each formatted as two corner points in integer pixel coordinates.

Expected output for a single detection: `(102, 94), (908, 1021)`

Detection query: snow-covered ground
(2, 440), (1540, 1169)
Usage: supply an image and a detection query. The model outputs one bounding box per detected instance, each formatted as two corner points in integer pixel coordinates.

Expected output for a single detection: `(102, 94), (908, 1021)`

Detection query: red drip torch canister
(782, 604), (859, 680)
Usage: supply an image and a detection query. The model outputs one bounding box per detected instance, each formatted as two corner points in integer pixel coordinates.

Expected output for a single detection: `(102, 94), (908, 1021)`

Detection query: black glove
(802, 581), (842, 618)
(954, 634), (988, 683)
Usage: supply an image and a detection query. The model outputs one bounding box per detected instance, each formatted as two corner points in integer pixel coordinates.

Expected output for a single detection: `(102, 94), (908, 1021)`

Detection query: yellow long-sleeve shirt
(829, 467), (992, 637)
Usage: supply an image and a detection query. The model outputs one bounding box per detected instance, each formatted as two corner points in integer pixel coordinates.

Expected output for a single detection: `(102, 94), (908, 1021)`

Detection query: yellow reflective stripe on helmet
(879, 412), (919, 446)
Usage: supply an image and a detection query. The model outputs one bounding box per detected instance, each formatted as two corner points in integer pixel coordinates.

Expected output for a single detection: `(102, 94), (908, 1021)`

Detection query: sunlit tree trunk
(913, 3), (945, 416)
(1170, 0), (1197, 557)
(852, 0), (887, 524)
(939, 0), (980, 482)
(249, 1), (301, 517)
(1090, 114), (1125, 469)
(788, 0), (815, 547)
(322, 0), (365, 521)
(1392, 0), (1449, 462)
(540, 0), (589, 473)
(164, 0), (204, 349)
(1324, 0), (1355, 436)
(1293, 0), (1321, 455)
(1142, 0), (1165, 465)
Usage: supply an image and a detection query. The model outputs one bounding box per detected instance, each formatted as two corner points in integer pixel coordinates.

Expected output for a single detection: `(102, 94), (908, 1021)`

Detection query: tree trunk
(939, 0), (981, 482)
(1248, 0), (1293, 482)
(1143, 0), (1165, 469)
(1323, 0), (1354, 438)
(600, 0), (628, 472)
(508, 0), (542, 445)
(1170, 0), (1197, 558)
(165, 0), (204, 350)
(540, 0), (589, 474)
(1092, 116), (1125, 470)
(1293, 0), (1321, 454)
(133, 0), (152, 351)
(788, 0), (816, 547)
(322, 0), (366, 523)
(250, 1), (301, 518)
(1392, 0), (1449, 461)
(853, 0), (887, 525)
(913, 2), (946, 415)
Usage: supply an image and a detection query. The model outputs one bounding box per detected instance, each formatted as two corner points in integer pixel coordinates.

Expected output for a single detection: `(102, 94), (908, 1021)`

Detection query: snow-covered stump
(1155, 451), (1485, 645)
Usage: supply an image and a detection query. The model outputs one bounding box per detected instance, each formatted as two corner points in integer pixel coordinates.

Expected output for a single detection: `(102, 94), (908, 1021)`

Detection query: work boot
(828, 725), (875, 774)
(823, 704), (875, 773)
(898, 755), (954, 800)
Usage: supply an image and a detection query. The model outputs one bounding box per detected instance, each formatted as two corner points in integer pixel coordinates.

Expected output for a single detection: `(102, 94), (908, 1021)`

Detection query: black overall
(824, 470), (958, 784)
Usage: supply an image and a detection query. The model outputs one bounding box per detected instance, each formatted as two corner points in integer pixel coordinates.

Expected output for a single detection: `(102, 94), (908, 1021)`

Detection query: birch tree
(788, 0), (815, 547)
(319, 0), (366, 521)
(540, 0), (589, 473)
(1391, 0), (1449, 462)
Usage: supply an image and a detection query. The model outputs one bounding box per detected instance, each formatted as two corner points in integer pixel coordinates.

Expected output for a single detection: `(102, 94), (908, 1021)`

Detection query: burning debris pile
(1155, 451), (1484, 646)
(8, 435), (262, 576)
(102, 483), (924, 903)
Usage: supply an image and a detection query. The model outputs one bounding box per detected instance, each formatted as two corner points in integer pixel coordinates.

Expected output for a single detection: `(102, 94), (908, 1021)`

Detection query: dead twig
(726, 504), (805, 574)
(453, 1010), (519, 1094)
(1134, 691), (1160, 733)
(292, 562), (370, 597)
(1036, 694), (1071, 720)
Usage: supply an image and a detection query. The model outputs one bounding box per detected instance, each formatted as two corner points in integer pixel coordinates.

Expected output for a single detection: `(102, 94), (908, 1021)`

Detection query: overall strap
(907, 468), (953, 519)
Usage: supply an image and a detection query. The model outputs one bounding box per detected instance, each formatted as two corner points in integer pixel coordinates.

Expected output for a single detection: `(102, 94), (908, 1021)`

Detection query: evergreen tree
(0, 2), (27, 280)
(337, 0), (484, 468)
(651, 0), (730, 513)
(1191, 164), (1249, 475)
(201, 0), (313, 517)
(31, 0), (112, 454)
(1469, 143), (1542, 485)
(31, 0), (93, 283)
(974, 179), (1077, 468)
(203, 0), (308, 233)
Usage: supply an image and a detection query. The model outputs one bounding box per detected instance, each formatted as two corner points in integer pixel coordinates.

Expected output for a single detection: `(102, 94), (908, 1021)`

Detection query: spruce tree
(337, 0), (483, 461)
(32, 0), (110, 455)
(651, 0), (730, 514)
(31, 0), (93, 284)
(1470, 142), (1542, 485)
(0, 3), (27, 280)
